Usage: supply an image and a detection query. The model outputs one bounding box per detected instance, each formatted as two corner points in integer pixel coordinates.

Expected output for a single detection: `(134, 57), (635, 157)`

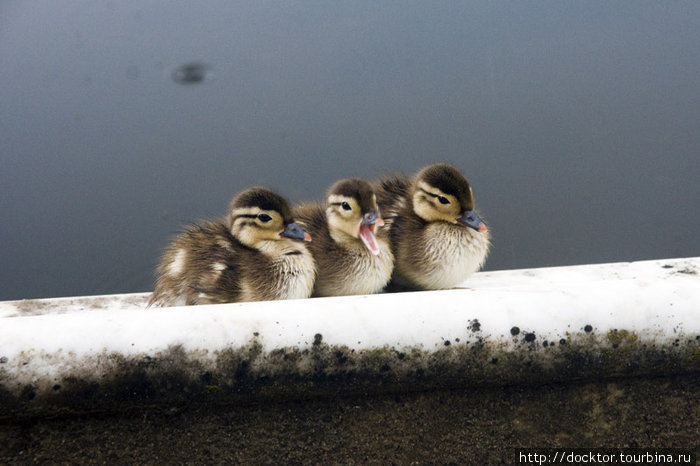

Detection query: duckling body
(149, 187), (315, 306)
(376, 164), (491, 290)
(294, 178), (394, 297)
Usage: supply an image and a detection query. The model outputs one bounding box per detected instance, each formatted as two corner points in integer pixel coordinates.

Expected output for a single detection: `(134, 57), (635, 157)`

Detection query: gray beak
(458, 209), (487, 232)
(361, 211), (380, 226)
(280, 222), (312, 242)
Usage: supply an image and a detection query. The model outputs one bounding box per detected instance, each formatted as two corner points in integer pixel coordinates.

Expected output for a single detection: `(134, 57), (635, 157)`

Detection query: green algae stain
(606, 330), (638, 347)
(688, 347), (700, 361)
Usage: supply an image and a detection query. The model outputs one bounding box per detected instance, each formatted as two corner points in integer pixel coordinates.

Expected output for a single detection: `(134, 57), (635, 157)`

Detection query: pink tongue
(359, 224), (381, 255)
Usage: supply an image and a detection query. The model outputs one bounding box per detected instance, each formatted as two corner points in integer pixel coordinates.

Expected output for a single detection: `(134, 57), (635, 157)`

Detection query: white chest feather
(405, 223), (490, 289)
(315, 239), (394, 296)
(239, 240), (316, 302)
(272, 252), (316, 300)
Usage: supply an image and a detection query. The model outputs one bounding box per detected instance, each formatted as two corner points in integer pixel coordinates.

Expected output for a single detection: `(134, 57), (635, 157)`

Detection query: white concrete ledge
(1, 257), (699, 419)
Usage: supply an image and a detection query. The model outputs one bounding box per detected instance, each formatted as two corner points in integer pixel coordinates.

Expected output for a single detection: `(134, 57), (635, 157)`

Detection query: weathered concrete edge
(1, 257), (698, 420)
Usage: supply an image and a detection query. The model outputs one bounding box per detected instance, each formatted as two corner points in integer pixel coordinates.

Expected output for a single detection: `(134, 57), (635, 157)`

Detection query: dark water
(1, 1), (699, 301)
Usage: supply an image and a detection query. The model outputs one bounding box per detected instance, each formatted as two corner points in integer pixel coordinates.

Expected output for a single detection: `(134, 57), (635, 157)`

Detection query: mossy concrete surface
(0, 258), (698, 423)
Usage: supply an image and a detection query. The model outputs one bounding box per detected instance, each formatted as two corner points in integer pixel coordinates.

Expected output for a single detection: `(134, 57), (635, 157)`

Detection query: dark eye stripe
(420, 189), (449, 203)
(234, 213), (277, 222)
(330, 202), (353, 211)
(232, 216), (268, 228)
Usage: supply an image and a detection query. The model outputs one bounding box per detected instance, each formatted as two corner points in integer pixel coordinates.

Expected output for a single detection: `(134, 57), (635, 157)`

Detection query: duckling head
(326, 178), (385, 255)
(228, 187), (312, 249)
(412, 163), (488, 232)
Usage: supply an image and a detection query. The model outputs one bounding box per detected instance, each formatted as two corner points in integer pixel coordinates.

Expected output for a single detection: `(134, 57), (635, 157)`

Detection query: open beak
(458, 209), (488, 232)
(358, 212), (384, 255)
(280, 222), (312, 242)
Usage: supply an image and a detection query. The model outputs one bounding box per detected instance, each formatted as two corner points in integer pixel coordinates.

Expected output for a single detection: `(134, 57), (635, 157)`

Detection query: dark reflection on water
(172, 63), (210, 85)
(1, 1), (699, 300)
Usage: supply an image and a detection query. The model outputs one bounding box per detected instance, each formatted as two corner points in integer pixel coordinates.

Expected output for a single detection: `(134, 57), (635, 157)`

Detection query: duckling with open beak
(148, 186), (315, 306)
(358, 210), (385, 255)
(294, 178), (394, 297)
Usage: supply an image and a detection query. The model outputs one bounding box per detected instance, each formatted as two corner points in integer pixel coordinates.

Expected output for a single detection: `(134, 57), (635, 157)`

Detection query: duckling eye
(257, 213), (272, 223)
(437, 196), (450, 205)
(341, 202), (352, 211)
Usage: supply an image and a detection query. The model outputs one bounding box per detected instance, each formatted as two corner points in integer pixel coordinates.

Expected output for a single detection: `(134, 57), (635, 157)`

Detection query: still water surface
(1, 2), (699, 300)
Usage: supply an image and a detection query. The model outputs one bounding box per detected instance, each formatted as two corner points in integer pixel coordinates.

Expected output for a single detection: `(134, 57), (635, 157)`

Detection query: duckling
(148, 187), (315, 306)
(376, 163), (491, 290)
(293, 178), (394, 297)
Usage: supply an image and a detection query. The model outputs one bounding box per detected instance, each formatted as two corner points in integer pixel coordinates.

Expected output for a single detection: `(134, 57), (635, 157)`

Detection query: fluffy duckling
(376, 163), (491, 290)
(148, 187), (315, 306)
(293, 178), (394, 296)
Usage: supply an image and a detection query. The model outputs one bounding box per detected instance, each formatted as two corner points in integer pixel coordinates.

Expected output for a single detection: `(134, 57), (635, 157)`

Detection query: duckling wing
(194, 260), (243, 304)
(183, 222), (245, 304)
(155, 221), (243, 305)
(292, 203), (330, 243)
(375, 175), (411, 229)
